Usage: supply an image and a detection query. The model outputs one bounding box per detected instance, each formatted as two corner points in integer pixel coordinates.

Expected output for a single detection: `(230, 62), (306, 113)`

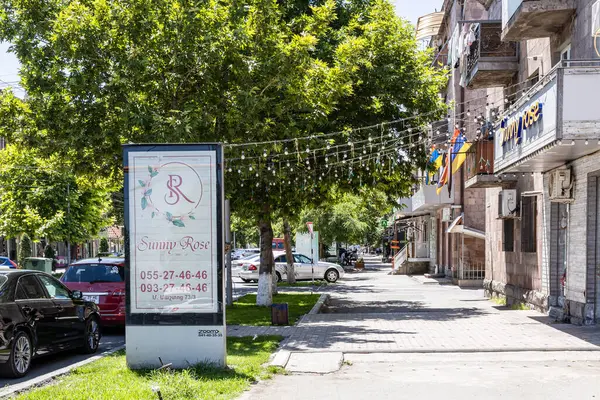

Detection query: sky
(0, 0), (441, 90)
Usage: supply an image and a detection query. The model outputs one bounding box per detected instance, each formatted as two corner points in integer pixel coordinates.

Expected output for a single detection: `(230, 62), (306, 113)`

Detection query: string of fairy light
(221, 67), (600, 188)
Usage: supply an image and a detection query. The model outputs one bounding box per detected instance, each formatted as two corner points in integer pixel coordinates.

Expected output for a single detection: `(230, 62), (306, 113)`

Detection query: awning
(446, 214), (463, 233)
(446, 214), (486, 240)
(415, 12), (444, 41)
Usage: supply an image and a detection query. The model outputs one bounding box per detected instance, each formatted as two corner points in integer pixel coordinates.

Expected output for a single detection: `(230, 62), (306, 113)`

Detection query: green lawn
(227, 293), (321, 326)
(18, 336), (283, 400)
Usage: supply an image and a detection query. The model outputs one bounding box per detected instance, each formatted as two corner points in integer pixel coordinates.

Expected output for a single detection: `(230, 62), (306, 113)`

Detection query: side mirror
(72, 290), (83, 300)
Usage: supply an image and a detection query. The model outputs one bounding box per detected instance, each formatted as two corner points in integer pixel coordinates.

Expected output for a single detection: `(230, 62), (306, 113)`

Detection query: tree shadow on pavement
(527, 316), (600, 348)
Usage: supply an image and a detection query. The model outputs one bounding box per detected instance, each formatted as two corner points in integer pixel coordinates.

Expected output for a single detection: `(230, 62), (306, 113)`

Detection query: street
(0, 329), (125, 393)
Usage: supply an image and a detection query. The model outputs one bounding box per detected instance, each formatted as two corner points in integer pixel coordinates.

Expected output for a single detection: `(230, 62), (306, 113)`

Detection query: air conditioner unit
(498, 189), (518, 219)
(548, 169), (573, 202)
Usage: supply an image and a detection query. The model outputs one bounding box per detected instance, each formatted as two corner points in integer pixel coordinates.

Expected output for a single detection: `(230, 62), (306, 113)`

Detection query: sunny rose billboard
(124, 144), (225, 368)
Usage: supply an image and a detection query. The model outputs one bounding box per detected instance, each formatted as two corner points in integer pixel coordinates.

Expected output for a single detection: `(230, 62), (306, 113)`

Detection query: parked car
(0, 270), (100, 378)
(0, 257), (17, 269)
(232, 254), (260, 279)
(239, 251), (344, 283)
(60, 258), (125, 326)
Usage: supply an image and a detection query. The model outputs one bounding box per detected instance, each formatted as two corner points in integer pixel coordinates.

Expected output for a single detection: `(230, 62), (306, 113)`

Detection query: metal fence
(459, 261), (485, 280)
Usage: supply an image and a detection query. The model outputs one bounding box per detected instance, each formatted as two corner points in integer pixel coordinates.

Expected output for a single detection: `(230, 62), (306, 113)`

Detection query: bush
(18, 234), (33, 266)
(100, 237), (109, 253)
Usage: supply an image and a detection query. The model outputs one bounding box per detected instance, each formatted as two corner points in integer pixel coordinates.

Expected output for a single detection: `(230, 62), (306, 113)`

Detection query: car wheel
(325, 269), (340, 283)
(81, 316), (101, 354)
(275, 272), (282, 282)
(0, 331), (32, 378)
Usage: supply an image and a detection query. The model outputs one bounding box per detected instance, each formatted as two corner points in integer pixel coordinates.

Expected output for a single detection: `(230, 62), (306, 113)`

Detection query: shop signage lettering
(500, 101), (543, 145)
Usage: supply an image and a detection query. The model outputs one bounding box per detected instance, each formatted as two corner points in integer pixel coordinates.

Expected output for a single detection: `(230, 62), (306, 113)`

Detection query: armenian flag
(436, 129), (460, 194)
(451, 134), (472, 174)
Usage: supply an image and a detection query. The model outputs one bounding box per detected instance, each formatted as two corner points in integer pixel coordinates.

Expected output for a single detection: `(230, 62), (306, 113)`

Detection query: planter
(355, 260), (365, 269)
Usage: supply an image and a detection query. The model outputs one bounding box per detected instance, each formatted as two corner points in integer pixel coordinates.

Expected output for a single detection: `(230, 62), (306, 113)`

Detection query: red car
(61, 258), (125, 326)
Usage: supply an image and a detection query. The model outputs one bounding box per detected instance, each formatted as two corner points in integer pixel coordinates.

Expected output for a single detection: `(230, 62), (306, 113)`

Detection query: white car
(239, 251), (344, 283)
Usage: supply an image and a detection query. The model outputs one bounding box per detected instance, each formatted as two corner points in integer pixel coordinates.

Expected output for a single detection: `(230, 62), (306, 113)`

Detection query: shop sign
(500, 101), (543, 146)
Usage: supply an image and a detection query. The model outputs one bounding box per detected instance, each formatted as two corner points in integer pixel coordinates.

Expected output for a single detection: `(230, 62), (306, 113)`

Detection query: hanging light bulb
(241, 152), (245, 160)
(505, 98), (509, 103)
(228, 167), (232, 172)
(241, 182), (244, 187)
(263, 149), (267, 157)
(585, 139), (589, 145)
(363, 149), (367, 154)
(306, 147), (310, 153)
(571, 140), (575, 146)
(467, 110), (471, 116)
(237, 169), (241, 173)
(256, 182), (260, 187)
(272, 170), (276, 175)
(325, 157), (328, 162)
(267, 166), (271, 171)
(326, 143), (331, 150)
(255, 173), (258, 177)
(284, 148), (289, 155)
(249, 166), (253, 171)
(368, 136), (373, 142)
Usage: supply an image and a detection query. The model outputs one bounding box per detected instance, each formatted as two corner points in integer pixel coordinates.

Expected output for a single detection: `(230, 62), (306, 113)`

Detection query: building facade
(412, 0), (600, 324)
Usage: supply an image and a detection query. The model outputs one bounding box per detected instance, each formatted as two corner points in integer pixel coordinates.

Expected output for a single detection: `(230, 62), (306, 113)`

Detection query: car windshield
(242, 254), (259, 260)
(62, 264), (124, 283)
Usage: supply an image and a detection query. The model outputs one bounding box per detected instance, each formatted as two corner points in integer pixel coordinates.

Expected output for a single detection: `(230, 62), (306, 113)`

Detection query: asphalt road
(0, 329), (125, 392)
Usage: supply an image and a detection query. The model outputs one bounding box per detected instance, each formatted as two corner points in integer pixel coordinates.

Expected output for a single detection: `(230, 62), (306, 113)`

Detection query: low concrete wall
(483, 279), (549, 313)
(393, 262), (429, 275)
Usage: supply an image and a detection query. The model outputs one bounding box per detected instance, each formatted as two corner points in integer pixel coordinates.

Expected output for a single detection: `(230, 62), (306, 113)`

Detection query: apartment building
(409, 0), (600, 324)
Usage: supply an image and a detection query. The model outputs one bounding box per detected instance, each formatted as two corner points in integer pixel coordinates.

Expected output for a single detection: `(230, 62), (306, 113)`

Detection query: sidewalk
(229, 265), (600, 353)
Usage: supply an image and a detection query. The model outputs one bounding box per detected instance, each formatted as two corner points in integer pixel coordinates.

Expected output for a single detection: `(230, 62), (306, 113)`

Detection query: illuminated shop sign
(500, 101), (543, 145)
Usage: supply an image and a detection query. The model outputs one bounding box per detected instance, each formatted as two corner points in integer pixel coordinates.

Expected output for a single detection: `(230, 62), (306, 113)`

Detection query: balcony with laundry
(501, 0), (576, 41)
(458, 21), (518, 89)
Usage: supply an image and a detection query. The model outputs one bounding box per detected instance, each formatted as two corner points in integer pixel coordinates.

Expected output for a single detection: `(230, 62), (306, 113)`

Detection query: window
(521, 196), (537, 253)
(503, 219), (514, 252)
(275, 255), (287, 263)
(62, 264), (124, 283)
(16, 275), (47, 300)
(294, 254), (312, 264)
(37, 275), (70, 299)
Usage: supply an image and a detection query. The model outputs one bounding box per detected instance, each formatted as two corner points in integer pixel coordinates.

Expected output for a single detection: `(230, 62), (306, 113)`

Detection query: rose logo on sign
(138, 162), (203, 227)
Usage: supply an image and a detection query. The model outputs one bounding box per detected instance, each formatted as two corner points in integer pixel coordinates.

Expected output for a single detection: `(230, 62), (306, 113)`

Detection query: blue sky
(0, 0), (441, 86)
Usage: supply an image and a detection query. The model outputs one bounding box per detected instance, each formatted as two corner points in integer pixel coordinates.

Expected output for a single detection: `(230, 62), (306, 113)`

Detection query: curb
(308, 293), (330, 316)
(0, 344), (126, 398)
(282, 347), (600, 355)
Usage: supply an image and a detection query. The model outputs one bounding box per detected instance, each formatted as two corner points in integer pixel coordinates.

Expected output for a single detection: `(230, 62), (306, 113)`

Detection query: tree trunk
(283, 219), (296, 284)
(256, 213), (275, 306)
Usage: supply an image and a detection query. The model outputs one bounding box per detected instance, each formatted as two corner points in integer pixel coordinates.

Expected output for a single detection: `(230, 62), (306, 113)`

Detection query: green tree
(18, 233), (32, 266)
(0, 145), (114, 244)
(99, 237), (109, 253)
(1, 0), (446, 305)
(299, 187), (392, 247)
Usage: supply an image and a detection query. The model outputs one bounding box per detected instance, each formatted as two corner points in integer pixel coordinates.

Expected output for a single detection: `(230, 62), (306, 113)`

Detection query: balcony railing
(465, 139), (494, 181)
(465, 21), (518, 89)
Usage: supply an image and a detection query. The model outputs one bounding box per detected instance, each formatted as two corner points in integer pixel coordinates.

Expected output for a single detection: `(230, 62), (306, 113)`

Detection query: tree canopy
(0, 0), (447, 305)
(0, 144), (114, 242)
